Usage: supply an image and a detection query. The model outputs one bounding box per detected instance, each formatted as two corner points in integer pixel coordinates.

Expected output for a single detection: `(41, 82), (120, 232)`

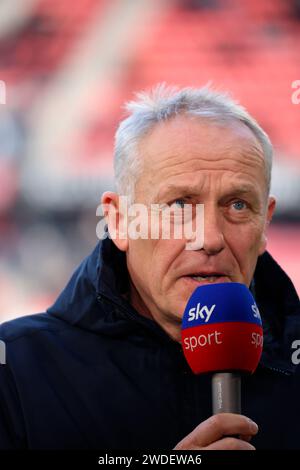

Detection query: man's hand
(174, 413), (258, 450)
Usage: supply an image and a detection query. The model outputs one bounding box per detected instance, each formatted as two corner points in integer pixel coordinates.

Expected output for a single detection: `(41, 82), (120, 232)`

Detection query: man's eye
(171, 199), (186, 209)
(231, 200), (247, 211)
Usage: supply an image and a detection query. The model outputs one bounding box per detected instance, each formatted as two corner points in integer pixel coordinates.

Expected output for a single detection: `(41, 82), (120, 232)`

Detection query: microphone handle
(212, 372), (241, 414)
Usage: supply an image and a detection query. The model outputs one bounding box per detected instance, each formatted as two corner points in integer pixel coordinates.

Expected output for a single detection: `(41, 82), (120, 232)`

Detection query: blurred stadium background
(0, 0), (299, 321)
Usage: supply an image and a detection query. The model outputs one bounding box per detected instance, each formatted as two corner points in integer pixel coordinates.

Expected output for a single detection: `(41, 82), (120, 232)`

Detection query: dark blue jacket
(0, 237), (299, 449)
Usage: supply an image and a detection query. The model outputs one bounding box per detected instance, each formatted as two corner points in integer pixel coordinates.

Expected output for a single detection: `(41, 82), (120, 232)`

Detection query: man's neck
(127, 280), (181, 343)
(127, 280), (154, 321)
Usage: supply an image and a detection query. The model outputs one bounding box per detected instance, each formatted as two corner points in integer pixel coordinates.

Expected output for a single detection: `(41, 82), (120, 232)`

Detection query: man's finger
(177, 413), (258, 449)
(205, 437), (256, 451)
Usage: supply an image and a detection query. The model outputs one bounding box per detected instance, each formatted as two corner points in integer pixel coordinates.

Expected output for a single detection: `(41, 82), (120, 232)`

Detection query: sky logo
(188, 303), (216, 323)
(251, 303), (261, 320)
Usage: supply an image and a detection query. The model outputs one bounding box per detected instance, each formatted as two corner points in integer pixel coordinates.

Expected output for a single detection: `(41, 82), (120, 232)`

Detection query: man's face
(105, 115), (275, 341)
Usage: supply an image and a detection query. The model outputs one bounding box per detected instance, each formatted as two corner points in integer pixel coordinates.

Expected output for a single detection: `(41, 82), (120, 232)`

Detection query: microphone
(181, 282), (263, 414)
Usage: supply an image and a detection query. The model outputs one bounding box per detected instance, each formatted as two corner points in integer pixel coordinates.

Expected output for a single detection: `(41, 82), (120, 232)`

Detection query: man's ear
(258, 196), (276, 255)
(100, 191), (128, 252)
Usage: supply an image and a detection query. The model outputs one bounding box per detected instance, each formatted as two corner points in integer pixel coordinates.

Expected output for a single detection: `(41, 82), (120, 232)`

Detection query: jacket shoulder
(0, 312), (69, 344)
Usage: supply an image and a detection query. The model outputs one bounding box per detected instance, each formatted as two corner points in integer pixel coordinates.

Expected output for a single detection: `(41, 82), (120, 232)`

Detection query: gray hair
(114, 83), (273, 200)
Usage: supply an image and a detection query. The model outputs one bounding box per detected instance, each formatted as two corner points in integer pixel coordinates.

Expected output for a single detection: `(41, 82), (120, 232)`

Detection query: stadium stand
(0, 0), (299, 319)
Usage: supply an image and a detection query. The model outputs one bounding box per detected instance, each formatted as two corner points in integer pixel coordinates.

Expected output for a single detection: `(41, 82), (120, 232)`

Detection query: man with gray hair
(0, 84), (299, 450)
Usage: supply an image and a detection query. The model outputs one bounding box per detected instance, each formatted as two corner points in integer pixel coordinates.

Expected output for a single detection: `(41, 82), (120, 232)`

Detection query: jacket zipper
(261, 365), (292, 376)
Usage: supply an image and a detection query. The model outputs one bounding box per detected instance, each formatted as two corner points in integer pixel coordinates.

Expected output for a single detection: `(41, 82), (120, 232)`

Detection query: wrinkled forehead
(135, 115), (267, 197)
(139, 114), (264, 163)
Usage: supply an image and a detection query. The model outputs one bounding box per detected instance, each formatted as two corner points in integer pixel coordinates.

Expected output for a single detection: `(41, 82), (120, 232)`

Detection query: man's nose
(202, 205), (225, 255)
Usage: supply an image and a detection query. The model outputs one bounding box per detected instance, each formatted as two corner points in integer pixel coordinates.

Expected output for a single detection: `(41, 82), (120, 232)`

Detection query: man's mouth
(190, 274), (223, 282)
(182, 273), (229, 285)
